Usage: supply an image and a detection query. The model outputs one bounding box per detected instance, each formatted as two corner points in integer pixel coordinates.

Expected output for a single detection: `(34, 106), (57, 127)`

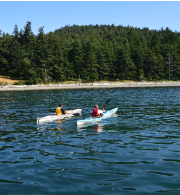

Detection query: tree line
(0, 21), (180, 84)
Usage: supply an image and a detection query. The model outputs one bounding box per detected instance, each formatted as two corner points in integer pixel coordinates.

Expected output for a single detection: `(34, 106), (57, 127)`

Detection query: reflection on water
(57, 119), (62, 124)
(94, 124), (104, 133)
(1, 87), (180, 194)
(37, 119), (65, 134)
(77, 122), (105, 133)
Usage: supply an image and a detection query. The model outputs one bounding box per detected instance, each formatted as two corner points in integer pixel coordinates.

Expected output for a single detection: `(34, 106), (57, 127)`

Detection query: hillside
(1, 22), (180, 84)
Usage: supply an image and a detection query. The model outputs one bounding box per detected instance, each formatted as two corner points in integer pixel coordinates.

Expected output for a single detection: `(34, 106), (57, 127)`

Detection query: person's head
(59, 103), (62, 107)
(94, 104), (98, 108)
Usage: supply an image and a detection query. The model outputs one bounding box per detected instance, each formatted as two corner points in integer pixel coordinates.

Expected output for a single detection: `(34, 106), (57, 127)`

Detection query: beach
(1, 81), (180, 91)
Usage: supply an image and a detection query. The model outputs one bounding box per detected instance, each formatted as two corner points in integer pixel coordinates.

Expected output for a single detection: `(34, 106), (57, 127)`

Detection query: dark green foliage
(1, 22), (180, 84)
(8, 40), (25, 78)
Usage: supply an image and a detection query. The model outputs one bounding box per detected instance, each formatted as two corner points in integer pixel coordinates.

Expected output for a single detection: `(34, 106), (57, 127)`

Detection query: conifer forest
(0, 22), (180, 84)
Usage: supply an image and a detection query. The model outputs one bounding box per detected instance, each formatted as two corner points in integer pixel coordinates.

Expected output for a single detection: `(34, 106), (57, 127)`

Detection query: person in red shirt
(92, 104), (105, 117)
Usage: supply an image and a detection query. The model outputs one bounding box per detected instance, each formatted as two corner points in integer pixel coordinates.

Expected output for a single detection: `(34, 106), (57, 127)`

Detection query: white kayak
(77, 108), (118, 126)
(37, 109), (82, 124)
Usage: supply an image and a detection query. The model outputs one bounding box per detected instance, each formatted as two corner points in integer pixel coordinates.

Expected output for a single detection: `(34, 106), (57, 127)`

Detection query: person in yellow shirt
(56, 103), (66, 115)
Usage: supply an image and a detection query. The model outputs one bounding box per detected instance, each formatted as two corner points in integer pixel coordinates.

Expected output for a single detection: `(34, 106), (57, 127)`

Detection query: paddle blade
(73, 113), (80, 116)
(103, 99), (111, 107)
(106, 99), (111, 105)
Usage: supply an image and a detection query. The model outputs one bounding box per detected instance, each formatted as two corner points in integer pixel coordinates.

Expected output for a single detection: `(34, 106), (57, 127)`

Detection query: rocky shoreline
(1, 81), (180, 91)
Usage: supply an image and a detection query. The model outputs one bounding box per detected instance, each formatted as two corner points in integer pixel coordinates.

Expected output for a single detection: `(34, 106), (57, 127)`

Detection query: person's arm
(101, 106), (105, 112)
(61, 107), (66, 114)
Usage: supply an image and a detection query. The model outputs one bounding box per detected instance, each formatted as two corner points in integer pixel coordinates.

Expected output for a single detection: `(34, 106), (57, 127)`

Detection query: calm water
(1, 87), (180, 195)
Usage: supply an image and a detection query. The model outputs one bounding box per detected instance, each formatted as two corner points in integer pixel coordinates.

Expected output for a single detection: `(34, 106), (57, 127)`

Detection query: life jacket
(92, 108), (99, 117)
(56, 107), (62, 115)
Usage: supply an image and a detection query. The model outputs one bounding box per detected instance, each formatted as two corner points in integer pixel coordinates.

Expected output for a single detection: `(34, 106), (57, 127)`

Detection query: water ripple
(1, 87), (180, 194)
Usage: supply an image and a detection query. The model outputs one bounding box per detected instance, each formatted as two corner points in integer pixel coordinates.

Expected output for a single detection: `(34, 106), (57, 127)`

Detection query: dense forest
(0, 21), (180, 84)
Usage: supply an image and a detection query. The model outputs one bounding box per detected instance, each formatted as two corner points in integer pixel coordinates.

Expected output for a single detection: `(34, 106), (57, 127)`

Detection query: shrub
(0, 81), (4, 85)
(13, 80), (26, 85)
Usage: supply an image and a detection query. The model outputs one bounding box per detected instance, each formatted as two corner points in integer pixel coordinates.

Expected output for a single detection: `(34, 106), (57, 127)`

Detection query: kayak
(77, 107), (118, 126)
(77, 113), (118, 129)
(37, 109), (82, 124)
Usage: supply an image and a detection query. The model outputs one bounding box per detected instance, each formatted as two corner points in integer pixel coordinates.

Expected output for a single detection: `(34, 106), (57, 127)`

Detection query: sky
(0, 1), (180, 35)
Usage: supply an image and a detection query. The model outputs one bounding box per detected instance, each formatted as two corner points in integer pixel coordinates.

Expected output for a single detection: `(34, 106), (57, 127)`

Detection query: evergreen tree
(8, 40), (25, 78)
(70, 35), (83, 80)
(12, 24), (19, 40)
(0, 34), (12, 76)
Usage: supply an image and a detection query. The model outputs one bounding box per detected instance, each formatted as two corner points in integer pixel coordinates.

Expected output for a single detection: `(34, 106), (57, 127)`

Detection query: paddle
(97, 99), (111, 115)
(103, 99), (111, 107)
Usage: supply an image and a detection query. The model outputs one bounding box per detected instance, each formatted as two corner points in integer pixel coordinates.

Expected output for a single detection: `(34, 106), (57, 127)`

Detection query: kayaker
(56, 103), (66, 115)
(92, 105), (105, 117)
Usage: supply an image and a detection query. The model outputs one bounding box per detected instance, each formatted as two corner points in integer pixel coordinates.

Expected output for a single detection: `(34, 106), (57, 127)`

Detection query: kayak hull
(37, 109), (82, 123)
(77, 108), (118, 126)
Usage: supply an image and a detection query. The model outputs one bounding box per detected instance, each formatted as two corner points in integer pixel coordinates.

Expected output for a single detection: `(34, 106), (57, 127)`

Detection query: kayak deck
(77, 107), (118, 126)
(37, 109), (82, 124)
